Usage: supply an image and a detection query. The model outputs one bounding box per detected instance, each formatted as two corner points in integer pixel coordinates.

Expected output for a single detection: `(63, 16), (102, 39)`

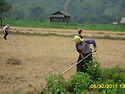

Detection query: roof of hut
(50, 11), (70, 18)
(120, 17), (125, 24)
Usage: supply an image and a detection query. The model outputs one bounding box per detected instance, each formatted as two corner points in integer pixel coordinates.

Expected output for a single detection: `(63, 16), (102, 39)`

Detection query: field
(0, 26), (125, 93)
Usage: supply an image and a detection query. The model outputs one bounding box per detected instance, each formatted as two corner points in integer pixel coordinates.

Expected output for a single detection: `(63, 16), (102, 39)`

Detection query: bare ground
(0, 27), (125, 93)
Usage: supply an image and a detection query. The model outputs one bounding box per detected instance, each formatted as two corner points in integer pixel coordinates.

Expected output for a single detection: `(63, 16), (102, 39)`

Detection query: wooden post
(0, 16), (3, 26)
(1, 19), (2, 26)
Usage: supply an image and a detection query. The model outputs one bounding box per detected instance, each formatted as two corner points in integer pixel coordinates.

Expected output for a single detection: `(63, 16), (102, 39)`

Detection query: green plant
(41, 73), (66, 94)
(2, 20), (125, 32)
(40, 58), (125, 94)
(1, 90), (22, 94)
(86, 60), (102, 81)
(110, 66), (125, 83)
(97, 66), (125, 84)
(100, 87), (125, 94)
(65, 72), (92, 94)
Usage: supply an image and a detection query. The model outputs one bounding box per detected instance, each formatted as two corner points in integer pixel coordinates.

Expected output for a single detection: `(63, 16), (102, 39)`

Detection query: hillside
(3, 0), (125, 24)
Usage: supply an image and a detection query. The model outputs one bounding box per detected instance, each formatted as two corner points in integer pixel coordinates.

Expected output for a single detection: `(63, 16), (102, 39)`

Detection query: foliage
(41, 72), (92, 94)
(86, 60), (102, 81)
(2, 0), (125, 24)
(66, 72), (92, 94)
(28, 6), (47, 21)
(100, 87), (125, 94)
(0, 0), (11, 26)
(97, 66), (125, 84)
(0, 0), (11, 15)
(41, 73), (66, 94)
(41, 59), (125, 94)
(2, 20), (125, 32)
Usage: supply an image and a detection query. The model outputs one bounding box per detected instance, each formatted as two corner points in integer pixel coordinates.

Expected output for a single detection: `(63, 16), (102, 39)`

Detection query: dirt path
(0, 27), (125, 93)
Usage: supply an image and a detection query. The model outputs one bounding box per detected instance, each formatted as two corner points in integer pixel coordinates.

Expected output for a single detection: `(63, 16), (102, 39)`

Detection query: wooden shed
(120, 17), (125, 25)
(50, 11), (70, 22)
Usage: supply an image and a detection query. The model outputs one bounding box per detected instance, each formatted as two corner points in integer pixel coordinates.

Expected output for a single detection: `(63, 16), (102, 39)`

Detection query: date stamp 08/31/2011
(90, 84), (125, 89)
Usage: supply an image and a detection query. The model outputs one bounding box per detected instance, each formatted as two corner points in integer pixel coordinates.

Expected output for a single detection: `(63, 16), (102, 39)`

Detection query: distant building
(120, 17), (125, 25)
(50, 11), (70, 22)
(112, 22), (118, 25)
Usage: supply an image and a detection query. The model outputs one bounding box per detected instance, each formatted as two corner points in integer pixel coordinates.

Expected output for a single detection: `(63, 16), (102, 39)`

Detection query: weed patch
(40, 59), (125, 94)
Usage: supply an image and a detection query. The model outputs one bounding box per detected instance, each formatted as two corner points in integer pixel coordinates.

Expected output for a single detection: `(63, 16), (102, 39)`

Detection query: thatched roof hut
(120, 17), (125, 25)
(50, 11), (70, 22)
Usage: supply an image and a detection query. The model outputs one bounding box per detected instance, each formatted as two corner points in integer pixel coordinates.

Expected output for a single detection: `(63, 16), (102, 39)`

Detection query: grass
(1, 20), (125, 32)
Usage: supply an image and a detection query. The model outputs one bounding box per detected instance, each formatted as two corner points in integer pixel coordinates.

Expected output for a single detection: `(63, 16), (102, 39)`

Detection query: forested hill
(4, 0), (125, 24)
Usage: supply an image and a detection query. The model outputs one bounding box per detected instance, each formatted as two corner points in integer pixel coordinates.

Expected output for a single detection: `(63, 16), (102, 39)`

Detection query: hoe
(62, 52), (94, 75)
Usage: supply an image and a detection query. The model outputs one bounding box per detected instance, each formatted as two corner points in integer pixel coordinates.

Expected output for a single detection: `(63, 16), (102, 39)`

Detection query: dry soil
(0, 27), (125, 93)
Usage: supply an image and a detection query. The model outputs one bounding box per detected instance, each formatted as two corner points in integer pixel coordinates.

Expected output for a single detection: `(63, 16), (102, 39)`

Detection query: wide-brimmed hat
(74, 35), (84, 43)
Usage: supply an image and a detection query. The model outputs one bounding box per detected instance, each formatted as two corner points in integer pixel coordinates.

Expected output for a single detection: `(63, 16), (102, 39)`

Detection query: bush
(66, 72), (92, 94)
(41, 73), (66, 94)
(41, 72), (92, 94)
(97, 66), (125, 84)
(40, 59), (125, 94)
(100, 87), (125, 94)
(86, 60), (102, 81)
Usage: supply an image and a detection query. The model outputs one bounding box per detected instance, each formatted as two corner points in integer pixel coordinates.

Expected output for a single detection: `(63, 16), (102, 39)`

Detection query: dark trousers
(77, 52), (92, 72)
(3, 31), (8, 40)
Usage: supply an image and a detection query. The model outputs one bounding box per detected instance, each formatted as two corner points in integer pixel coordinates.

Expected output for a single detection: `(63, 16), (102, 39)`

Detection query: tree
(29, 6), (47, 21)
(0, 0), (11, 26)
(0, 0), (11, 15)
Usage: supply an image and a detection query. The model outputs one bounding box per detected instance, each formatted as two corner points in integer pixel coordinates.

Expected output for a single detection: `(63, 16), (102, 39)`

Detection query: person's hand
(80, 53), (84, 60)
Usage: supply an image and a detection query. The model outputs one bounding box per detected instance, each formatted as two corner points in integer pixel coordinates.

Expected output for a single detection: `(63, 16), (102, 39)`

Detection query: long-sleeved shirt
(76, 39), (97, 54)
(3, 26), (9, 33)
